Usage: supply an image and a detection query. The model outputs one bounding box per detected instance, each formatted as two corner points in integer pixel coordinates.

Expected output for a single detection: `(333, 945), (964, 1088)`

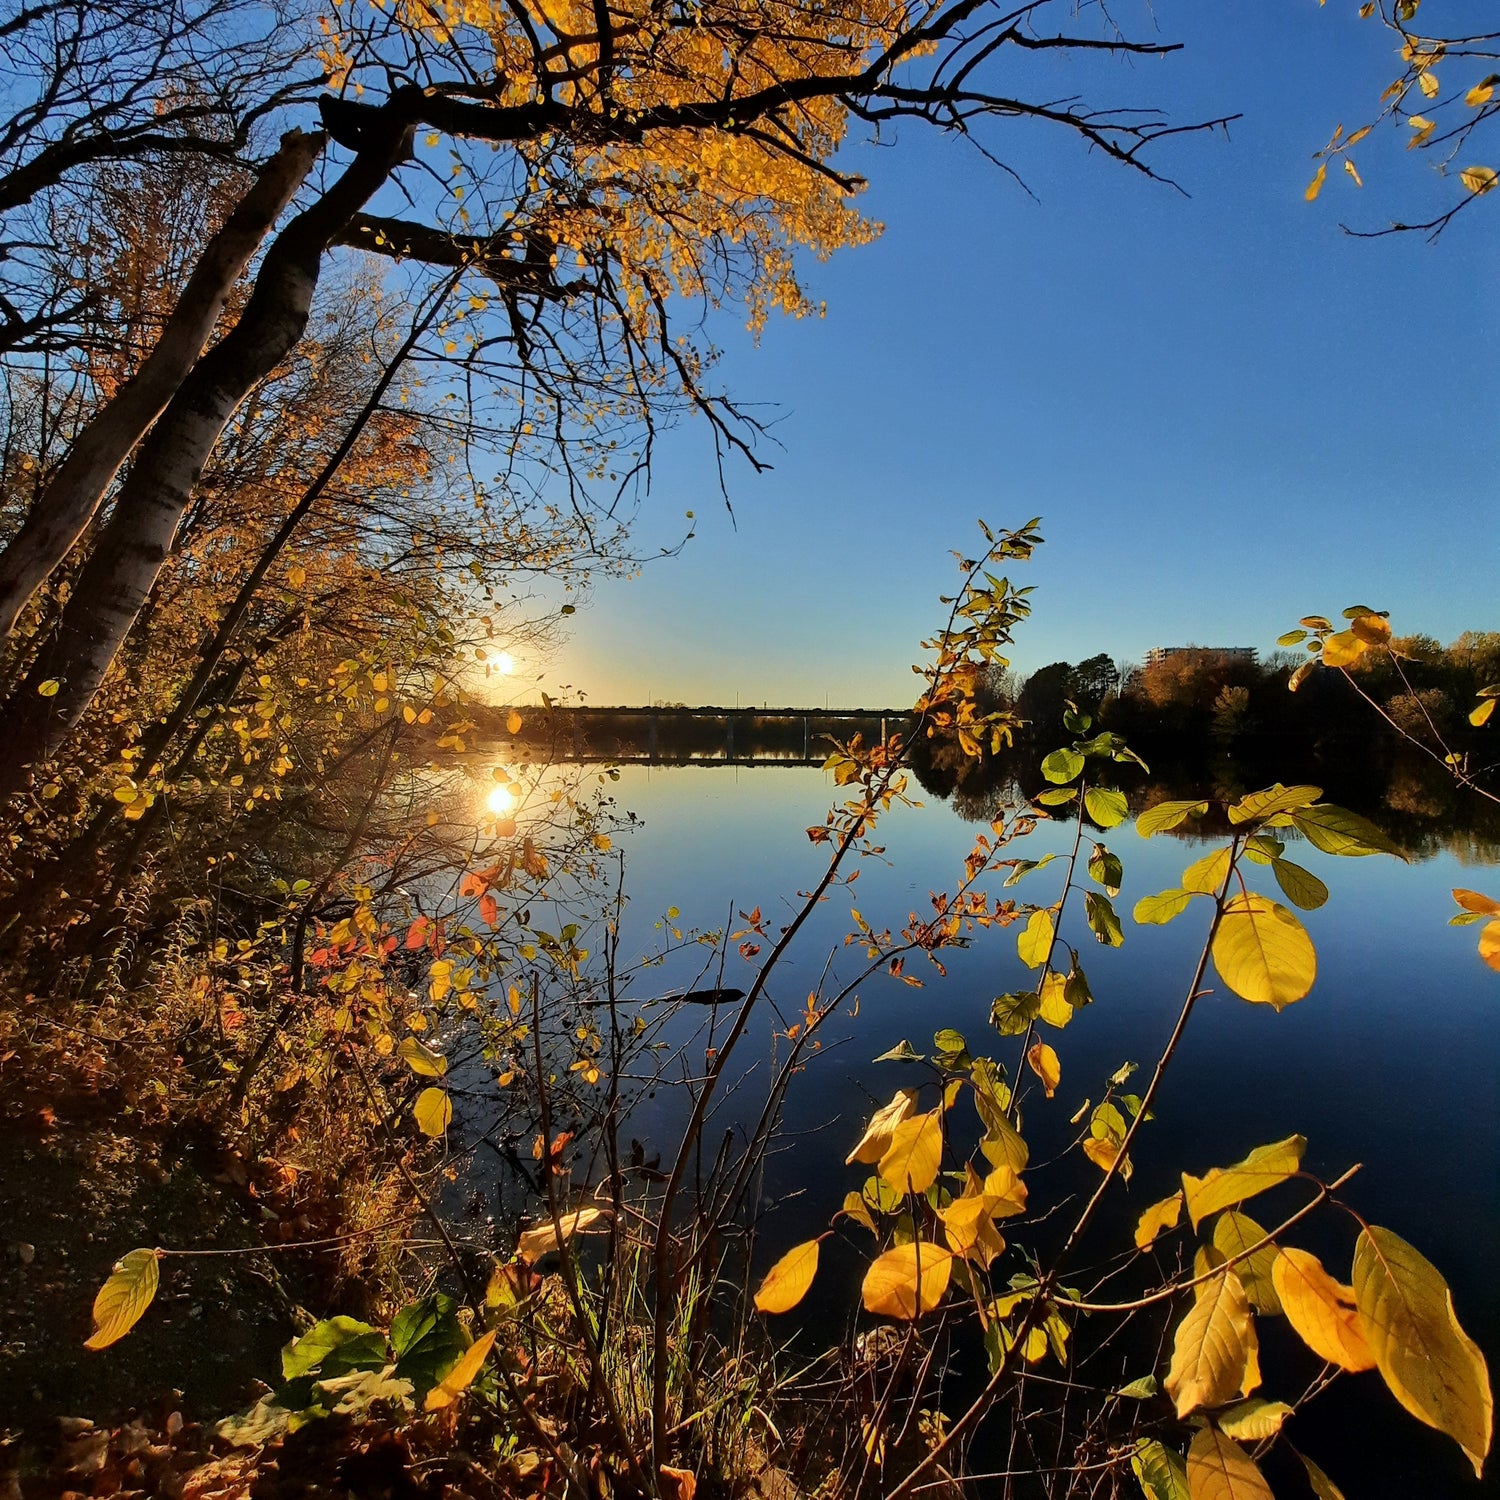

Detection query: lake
(444, 752), (1500, 1498)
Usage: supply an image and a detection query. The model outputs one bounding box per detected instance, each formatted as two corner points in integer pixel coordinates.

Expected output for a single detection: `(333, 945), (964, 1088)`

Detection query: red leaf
(406, 916), (432, 950)
(479, 893), (499, 927)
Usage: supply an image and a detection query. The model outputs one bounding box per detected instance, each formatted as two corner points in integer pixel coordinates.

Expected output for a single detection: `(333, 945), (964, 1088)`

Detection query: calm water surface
(463, 760), (1500, 1497)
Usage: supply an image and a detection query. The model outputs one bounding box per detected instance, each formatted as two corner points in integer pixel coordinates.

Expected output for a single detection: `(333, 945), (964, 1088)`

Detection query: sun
(490, 650), (515, 675)
(487, 784), (516, 815)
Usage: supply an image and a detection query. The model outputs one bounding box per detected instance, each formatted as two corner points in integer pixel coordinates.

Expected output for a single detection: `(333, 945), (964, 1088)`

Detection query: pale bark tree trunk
(0, 106), (416, 799)
(0, 129), (324, 638)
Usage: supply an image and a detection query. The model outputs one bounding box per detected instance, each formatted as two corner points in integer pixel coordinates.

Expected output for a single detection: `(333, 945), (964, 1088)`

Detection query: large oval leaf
(1182, 1135), (1305, 1229)
(1352, 1226), (1492, 1476)
(1137, 799), (1208, 837)
(1211, 894), (1315, 1009)
(1165, 1268), (1255, 1417)
(1212, 1211), (1281, 1316)
(1185, 1426), (1273, 1500)
(1272, 1247), (1372, 1371)
(1132, 1439), (1189, 1500)
(413, 1086), (453, 1136)
(1135, 1192), (1183, 1251)
(861, 1242), (952, 1320)
(878, 1109), (943, 1194)
(84, 1248), (160, 1350)
(845, 1087), (919, 1166)
(1291, 803), (1406, 861)
(754, 1240), (820, 1314)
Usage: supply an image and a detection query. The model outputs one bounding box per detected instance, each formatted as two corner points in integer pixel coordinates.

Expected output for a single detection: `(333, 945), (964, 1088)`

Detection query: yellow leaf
(287, 564), (306, 589)
(84, 1248), (160, 1350)
(979, 1110), (1029, 1176)
(1352, 1226), (1493, 1476)
(1182, 1135), (1306, 1229)
(1182, 846), (1232, 895)
(413, 1086), (452, 1136)
(1166, 1268), (1255, 1417)
(1467, 82), (1495, 107)
(1321, 630), (1367, 668)
(1418, 68), (1440, 98)
(1272, 1247), (1373, 1371)
(1305, 163), (1328, 201)
(1211, 894), (1316, 1010)
(1016, 908), (1053, 968)
(516, 1206), (610, 1262)
(1135, 1192), (1184, 1251)
(398, 1037), (447, 1078)
(1082, 1134), (1131, 1181)
(939, 1195), (1006, 1268)
(981, 1162), (1029, 1217)
(507, 709), (523, 735)
(861, 1242), (953, 1320)
(1348, 612), (1390, 646)
(1479, 919), (1500, 971)
(1212, 1212), (1282, 1315)
(1299, 1452), (1348, 1500)
(1460, 165), (1499, 194)
(1026, 1041), (1060, 1098)
(1343, 158), (1363, 187)
(754, 1239), (820, 1314)
(37, 678), (60, 697)
(846, 1088), (919, 1165)
(879, 1110), (943, 1194)
(424, 1328), (497, 1410)
(1218, 1399), (1292, 1442)
(840, 1191), (877, 1233)
(659, 1467), (697, 1500)
(1186, 1426), (1274, 1500)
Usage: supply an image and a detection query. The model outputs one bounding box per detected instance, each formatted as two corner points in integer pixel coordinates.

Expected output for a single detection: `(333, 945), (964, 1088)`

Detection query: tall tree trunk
(0, 105), (416, 801)
(0, 129), (324, 639)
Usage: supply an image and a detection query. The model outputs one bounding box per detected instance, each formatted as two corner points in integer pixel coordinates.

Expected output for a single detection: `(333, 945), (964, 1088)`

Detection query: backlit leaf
(845, 1088), (919, 1165)
(1270, 858), (1328, 911)
(398, 1037), (447, 1077)
(1352, 1226), (1493, 1475)
(1026, 1041), (1060, 1098)
(1228, 784), (1323, 825)
(1273, 1247), (1373, 1371)
(1083, 787), (1128, 829)
(1084, 891), (1124, 946)
(1460, 165), (1498, 194)
(991, 989), (1041, 1035)
(1212, 1211), (1281, 1315)
(754, 1239), (820, 1313)
(1137, 799), (1209, 837)
(1454, 888), (1500, 915)
(1291, 803), (1406, 860)
(1305, 163), (1328, 201)
(1135, 888), (1194, 925)
(841, 1192), (877, 1233)
(84, 1249), (160, 1350)
(879, 1110), (943, 1194)
(1041, 747), (1083, 784)
(1218, 1398), (1293, 1441)
(423, 1328), (497, 1410)
(861, 1241), (953, 1320)
(1186, 1426), (1273, 1500)
(1017, 908), (1054, 968)
(1132, 1439), (1189, 1500)
(413, 1086), (453, 1136)
(1298, 1452), (1348, 1500)
(1166, 1268), (1255, 1417)
(1136, 1192), (1184, 1250)
(1182, 1136), (1306, 1229)
(1182, 846), (1232, 895)
(1481, 920), (1500, 971)
(1349, 612), (1391, 645)
(1211, 894), (1316, 1009)
(1321, 631), (1366, 668)
(516, 1206), (609, 1261)
(939, 1194), (1006, 1269)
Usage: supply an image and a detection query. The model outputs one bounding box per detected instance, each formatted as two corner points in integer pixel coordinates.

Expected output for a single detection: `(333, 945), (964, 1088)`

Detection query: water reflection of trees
(907, 737), (1500, 865)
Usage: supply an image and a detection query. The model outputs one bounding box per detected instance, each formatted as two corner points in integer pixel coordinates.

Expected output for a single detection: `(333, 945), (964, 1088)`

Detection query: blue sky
(523, 3), (1497, 708)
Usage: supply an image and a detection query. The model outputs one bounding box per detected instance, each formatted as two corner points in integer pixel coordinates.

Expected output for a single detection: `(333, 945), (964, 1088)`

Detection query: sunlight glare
(490, 650), (516, 674)
(487, 783), (516, 815)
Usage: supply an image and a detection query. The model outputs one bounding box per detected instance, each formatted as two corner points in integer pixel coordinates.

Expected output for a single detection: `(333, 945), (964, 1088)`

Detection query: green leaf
(1277, 630), (1308, 647)
(1034, 786), (1077, 807)
(1137, 799), (1208, 837)
(1117, 1374), (1158, 1399)
(1182, 1135), (1306, 1230)
(1219, 1398), (1293, 1441)
(84, 1248), (160, 1350)
(1227, 784), (1322, 825)
(990, 990), (1041, 1036)
(873, 1039), (925, 1063)
(1212, 893), (1316, 1009)
(1041, 747), (1084, 784)
(282, 1316), (386, 1381)
(1181, 845), (1232, 894)
(1270, 858), (1328, 911)
(413, 1086), (453, 1136)
(1083, 787), (1128, 829)
(1064, 964), (1093, 1008)
(1016, 909), (1054, 968)
(1242, 834), (1283, 865)
(1084, 890), (1123, 947)
(1352, 1226), (1493, 1477)
(1291, 804), (1407, 861)
(1087, 844), (1122, 895)
(1131, 1439), (1189, 1500)
(397, 1037), (448, 1077)
(391, 1293), (469, 1400)
(1134, 888), (1193, 925)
